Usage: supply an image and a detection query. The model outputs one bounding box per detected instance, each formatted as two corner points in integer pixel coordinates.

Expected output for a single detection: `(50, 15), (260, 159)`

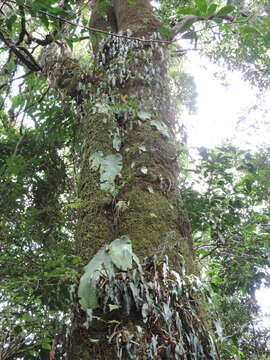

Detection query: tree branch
(170, 13), (236, 40)
(16, 6), (27, 45)
(0, 70), (33, 90)
(0, 31), (42, 71)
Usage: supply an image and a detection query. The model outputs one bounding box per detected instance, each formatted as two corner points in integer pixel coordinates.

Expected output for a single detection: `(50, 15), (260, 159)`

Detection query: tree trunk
(76, 0), (194, 272)
(41, 1), (215, 358)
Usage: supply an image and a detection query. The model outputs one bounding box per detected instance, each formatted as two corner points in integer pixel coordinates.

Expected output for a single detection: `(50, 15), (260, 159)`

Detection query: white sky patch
(184, 52), (270, 149)
(256, 285), (270, 328)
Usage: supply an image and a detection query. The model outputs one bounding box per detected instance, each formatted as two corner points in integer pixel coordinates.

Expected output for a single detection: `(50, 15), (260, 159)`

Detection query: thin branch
(0, 31), (42, 71)
(0, 70), (33, 90)
(170, 13), (243, 40)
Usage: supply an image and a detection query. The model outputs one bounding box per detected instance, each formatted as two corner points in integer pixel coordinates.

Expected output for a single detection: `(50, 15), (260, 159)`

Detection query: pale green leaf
(150, 120), (169, 137)
(108, 235), (133, 271)
(138, 111), (151, 120)
(78, 247), (112, 310)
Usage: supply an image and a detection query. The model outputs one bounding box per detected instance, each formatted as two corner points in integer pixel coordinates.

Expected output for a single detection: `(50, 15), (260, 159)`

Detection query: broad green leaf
(22, 313), (32, 322)
(78, 236), (133, 309)
(78, 247), (112, 310)
(90, 34), (97, 46)
(177, 7), (200, 16)
(138, 145), (146, 152)
(213, 18), (223, 23)
(89, 151), (103, 170)
(89, 338), (100, 343)
(40, 14), (49, 28)
(216, 5), (235, 16)
(195, 0), (207, 14)
(41, 342), (51, 350)
(65, 38), (73, 50)
(158, 26), (171, 36)
(240, 26), (259, 35)
(108, 236), (133, 271)
(97, 0), (110, 9)
(108, 304), (120, 311)
(179, 18), (197, 33)
(183, 31), (198, 40)
(113, 136), (121, 151)
(141, 166), (148, 174)
(6, 15), (17, 32)
(207, 3), (218, 17)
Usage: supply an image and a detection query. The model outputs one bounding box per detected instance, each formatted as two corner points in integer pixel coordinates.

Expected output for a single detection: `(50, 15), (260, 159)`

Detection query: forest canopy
(0, 0), (270, 359)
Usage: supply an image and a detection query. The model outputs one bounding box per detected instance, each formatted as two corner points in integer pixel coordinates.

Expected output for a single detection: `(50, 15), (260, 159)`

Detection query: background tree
(0, 0), (269, 359)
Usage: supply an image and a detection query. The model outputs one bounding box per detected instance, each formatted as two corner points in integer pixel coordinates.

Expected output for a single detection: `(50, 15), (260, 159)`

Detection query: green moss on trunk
(69, 1), (210, 358)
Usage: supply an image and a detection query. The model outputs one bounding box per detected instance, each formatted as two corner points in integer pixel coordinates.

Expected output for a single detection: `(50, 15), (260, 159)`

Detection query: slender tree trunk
(41, 1), (214, 358)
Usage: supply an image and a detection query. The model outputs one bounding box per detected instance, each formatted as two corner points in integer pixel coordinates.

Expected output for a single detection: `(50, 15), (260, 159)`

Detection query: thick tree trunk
(41, 1), (214, 358)
(76, 0), (194, 271)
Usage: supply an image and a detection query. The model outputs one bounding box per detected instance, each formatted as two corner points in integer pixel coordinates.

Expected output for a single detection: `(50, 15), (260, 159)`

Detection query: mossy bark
(68, 1), (201, 358)
(40, 1), (211, 358)
(76, 0), (194, 270)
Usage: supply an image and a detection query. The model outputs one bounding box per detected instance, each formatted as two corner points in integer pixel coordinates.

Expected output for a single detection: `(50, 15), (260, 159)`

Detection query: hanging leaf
(78, 246), (112, 310)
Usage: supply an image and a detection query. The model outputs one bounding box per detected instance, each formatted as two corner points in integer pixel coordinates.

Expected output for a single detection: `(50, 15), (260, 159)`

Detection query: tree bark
(40, 1), (214, 358)
(76, 0), (194, 270)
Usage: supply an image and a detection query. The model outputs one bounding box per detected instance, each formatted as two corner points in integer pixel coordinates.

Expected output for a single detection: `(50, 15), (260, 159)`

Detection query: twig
(0, 70), (33, 90)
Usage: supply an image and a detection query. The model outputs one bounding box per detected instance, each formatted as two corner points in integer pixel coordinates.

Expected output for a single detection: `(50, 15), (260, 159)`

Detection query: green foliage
(0, 0), (270, 358)
(78, 236), (134, 310)
(90, 152), (123, 195)
(158, 0), (270, 88)
(181, 145), (270, 357)
(85, 254), (217, 359)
